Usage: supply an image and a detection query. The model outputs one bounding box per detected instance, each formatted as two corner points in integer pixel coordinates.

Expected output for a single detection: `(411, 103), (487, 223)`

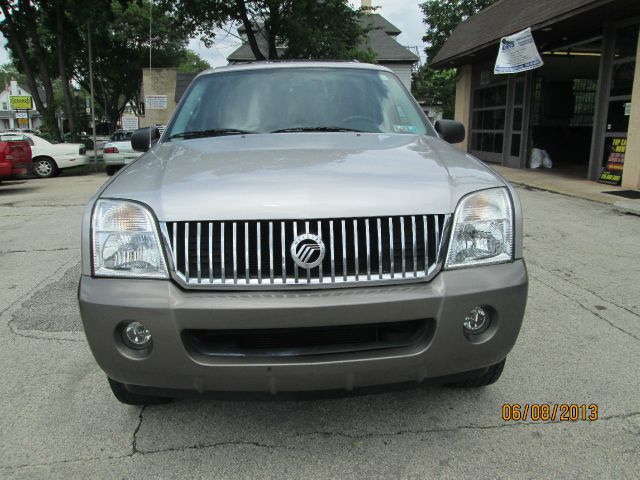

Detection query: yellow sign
(17, 118), (29, 126)
(10, 95), (33, 109)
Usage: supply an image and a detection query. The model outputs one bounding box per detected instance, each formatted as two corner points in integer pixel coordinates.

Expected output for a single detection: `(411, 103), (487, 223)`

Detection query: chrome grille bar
(400, 216), (406, 278)
(329, 220), (335, 282)
(220, 223), (225, 283)
(257, 222), (262, 284)
(208, 222), (213, 283)
(365, 219), (371, 280)
(377, 218), (382, 279)
(317, 220), (323, 283)
(389, 217), (394, 278)
(232, 222), (237, 283)
(269, 222), (274, 284)
(293, 221), (299, 284)
(411, 216), (417, 278)
(164, 214), (449, 289)
(353, 219), (359, 280)
(280, 221), (286, 284)
(196, 222), (202, 283)
(184, 222), (190, 282)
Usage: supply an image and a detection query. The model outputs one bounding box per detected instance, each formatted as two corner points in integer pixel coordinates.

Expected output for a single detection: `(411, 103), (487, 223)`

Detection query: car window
(166, 68), (434, 138)
(1, 134), (34, 145)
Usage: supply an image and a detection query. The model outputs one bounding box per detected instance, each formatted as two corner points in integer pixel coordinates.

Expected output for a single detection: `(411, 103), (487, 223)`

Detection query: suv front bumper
(79, 260), (528, 394)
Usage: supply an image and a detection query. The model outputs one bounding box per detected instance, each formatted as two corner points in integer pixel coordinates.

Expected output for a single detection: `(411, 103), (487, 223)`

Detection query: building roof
(175, 72), (198, 102)
(431, 0), (614, 67)
(359, 13), (402, 36)
(229, 13), (417, 64)
(365, 29), (419, 62)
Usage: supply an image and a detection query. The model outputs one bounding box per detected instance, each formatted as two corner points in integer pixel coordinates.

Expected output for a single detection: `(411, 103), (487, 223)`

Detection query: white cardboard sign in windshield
(494, 28), (543, 74)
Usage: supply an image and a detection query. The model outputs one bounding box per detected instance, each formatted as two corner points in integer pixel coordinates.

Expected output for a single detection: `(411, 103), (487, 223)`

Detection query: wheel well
(32, 156), (59, 168)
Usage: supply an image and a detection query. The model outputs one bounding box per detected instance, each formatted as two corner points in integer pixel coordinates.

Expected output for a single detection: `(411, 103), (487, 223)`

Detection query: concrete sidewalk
(490, 165), (640, 215)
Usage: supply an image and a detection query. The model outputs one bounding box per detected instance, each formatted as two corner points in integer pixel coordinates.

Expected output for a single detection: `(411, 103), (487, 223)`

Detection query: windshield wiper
(168, 128), (258, 140)
(271, 126), (364, 133)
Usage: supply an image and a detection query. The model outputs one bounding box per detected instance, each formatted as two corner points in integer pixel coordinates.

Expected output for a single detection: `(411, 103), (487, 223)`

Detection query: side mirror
(131, 126), (160, 152)
(434, 120), (465, 144)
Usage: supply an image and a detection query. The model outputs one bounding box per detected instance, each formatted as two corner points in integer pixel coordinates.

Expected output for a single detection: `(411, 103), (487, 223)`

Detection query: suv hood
(102, 133), (504, 221)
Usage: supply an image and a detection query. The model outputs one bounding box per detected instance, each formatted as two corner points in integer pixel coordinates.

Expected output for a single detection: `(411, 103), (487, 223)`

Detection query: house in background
(227, 2), (419, 90)
(0, 80), (43, 131)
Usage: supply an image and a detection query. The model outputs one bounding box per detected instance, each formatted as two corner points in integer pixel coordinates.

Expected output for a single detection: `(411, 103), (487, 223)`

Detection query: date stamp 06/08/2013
(501, 404), (599, 422)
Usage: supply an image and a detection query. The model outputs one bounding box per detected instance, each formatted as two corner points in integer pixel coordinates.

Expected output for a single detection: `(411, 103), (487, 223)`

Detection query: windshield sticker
(393, 125), (417, 134)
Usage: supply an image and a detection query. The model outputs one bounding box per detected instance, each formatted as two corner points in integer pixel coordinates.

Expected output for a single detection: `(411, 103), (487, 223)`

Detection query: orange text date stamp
(501, 403), (599, 422)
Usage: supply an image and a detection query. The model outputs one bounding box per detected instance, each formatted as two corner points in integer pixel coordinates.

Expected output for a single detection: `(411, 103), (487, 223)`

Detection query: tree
(420, 0), (496, 62)
(412, 67), (457, 119)
(177, 51), (212, 73)
(160, 0), (372, 62)
(0, 0), (62, 139)
(413, 0), (496, 119)
(72, 0), (198, 130)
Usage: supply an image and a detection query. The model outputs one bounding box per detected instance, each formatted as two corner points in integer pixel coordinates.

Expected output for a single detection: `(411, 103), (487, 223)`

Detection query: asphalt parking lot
(1, 173), (639, 479)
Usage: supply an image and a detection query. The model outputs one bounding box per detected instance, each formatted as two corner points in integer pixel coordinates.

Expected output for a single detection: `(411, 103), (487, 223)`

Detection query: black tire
(105, 165), (120, 176)
(108, 378), (172, 405)
(33, 157), (59, 178)
(446, 358), (506, 388)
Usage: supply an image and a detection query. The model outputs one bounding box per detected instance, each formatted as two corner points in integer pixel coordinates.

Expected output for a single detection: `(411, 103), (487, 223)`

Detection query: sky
(0, 1), (427, 68)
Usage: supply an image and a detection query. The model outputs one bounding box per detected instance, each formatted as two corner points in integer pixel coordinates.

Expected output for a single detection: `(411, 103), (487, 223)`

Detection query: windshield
(165, 67), (434, 139)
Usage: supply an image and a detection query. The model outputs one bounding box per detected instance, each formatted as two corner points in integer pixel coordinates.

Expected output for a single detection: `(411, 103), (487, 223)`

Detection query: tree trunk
(236, 0), (265, 60)
(55, 1), (77, 140)
(266, 2), (280, 60)
(21, 0), (62, 140)
(0, 0), (61, 140)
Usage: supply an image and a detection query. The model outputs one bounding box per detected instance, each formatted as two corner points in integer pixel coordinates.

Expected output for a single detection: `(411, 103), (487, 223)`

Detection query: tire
(33, 157), (59, 178)
(105, 165), (120, 176)
(108, 378), (172, 405)
(446, 358), (506, 388)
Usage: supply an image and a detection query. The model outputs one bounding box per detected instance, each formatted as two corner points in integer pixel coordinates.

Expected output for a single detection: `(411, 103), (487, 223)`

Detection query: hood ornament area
(290, 233), (326, 269)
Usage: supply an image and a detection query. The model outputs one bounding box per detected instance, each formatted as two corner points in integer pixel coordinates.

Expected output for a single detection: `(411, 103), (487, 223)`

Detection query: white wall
(383, 63), (413, 91)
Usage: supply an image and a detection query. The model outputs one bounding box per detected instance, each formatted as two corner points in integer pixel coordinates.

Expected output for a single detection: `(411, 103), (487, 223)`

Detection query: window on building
(1, 102), (6, 111)
(571, 79), (597, 127)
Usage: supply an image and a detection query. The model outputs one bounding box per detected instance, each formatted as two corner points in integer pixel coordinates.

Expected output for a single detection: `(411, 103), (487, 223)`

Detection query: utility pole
(87, 20), (97, 171)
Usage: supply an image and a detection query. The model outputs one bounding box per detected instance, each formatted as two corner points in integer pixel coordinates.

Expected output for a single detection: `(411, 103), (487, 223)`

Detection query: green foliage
(414, 0), (497, 119)
(0, 63), (28, 87)
(177, 50), (212, 73)
(412, 67), (457, 118)
(279, 0), (370, 60)
(161, 0), (371, 61)
(420, 0), (496, 62)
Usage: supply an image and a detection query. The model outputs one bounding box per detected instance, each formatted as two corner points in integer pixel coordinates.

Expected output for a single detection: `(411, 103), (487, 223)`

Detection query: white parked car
(102, 131), (142, 176)
(2, 131), (89, 178)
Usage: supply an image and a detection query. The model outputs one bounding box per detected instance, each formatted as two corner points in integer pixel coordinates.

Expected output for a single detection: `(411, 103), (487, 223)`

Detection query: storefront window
(610, 62), (635, 97)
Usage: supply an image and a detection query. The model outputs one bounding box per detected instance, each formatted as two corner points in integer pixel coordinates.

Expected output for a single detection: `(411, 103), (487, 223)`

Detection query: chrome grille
(161, 215), (450, 289)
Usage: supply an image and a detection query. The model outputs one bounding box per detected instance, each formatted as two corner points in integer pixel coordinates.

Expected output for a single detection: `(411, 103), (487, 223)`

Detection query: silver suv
(79, 62), (528, 405)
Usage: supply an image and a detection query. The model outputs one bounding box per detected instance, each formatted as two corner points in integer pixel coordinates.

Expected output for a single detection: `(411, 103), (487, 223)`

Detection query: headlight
(92, 199), (168, 278)
(445, 188), (513, 269)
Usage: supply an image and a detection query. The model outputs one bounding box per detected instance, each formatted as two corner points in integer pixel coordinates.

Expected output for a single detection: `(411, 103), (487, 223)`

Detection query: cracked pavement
(1, 174), (639, 479)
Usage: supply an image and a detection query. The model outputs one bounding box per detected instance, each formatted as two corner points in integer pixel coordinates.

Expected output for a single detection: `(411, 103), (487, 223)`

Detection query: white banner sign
(145, 95), (168, 110)
(494, 28), (543, 74)
(121, 115), (139, 131)
(14, 111), (28, 119)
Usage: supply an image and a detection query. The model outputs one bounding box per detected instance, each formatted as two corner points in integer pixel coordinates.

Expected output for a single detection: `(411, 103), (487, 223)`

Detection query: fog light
(463, 306), (490, 334)
(122, 321), (152, 349)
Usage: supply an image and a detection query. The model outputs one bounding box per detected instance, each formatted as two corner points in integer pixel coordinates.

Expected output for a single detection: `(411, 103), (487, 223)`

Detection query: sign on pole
(145, 95), (168, 110)
(9, 96), (33, 109)
(14, 111), (28, 119)
(121, 115), (139, 131)
(494, 28), (543, 74)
